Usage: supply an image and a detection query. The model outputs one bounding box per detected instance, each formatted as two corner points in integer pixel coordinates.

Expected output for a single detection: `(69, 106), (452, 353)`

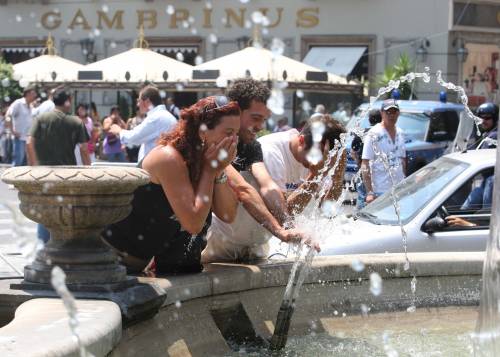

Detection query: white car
(320, 149), (495, 255)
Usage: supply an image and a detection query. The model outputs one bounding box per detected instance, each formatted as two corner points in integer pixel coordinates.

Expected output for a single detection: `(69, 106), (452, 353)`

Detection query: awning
(152, 46), (198, 54)
(303, 46), (366, 77)
(1, 47), (44, 54)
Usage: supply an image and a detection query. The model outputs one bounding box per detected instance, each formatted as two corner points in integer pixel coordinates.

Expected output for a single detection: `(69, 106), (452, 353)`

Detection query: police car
(345, 100), (470, 183)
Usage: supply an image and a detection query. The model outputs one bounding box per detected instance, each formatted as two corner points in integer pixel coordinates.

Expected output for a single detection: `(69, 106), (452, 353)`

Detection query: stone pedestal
(1, 166), (167, 323)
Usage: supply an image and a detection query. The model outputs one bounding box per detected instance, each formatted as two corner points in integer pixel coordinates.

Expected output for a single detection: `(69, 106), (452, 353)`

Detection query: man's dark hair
(227, 78), (270, 110)
(301, 114), (346, 151)
(23, 85), (37, 97)
(52, 88), (71, 106)
(140, 85), (162, 106)
(368, 109), (382, 126)
(109, 106), (119, 115)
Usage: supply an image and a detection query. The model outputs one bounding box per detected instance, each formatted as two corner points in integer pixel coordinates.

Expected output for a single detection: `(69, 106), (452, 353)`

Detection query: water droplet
(182, 20), (189, 29)
(195, 55), (204, 65)
(209, 33), (218, 44)
(210, 160), (218, 168)
(270, 38), (285, 56)
(200, 124), (208, 132)
(56, 195), (64, 202)
(175, 300), (182, 308)
(240, 0), (250, 3)
(267, 88), (285, 115)
(176, 52), (185, 62)
(202, 195), (209, 203)
(1, 78), (10, 87)
(30, 12), (36, 18)
(306, 146), (322, 165)
(311, 121), (325, 142)
(351, 259), (365, 272)
(244, 20), (252, 29)
(404, 260), (410, 271)
(406, 305), (416, 313)
(369, 272), (382, 296)
(251, 11), (264, 24)
(4, 96), (10, 103)
(360, 304), (370, 317)
(15, 15), (22, 22)
(66, 28), (72, 35)
(190, 28), (198, 35)
(93, 28), (101, 37)
(159, 90), (166, 99)
(101, 4), (109, 13)
(217, 148), (228, 161)
(18, 78), (30, 88)
(166, 5), (175, 15)
(296, 90), (304, 98)
(175, 83), (184, 91)
(205, 1), (213, 9)
(137, 234), (144, 241)
(411, 276), (417, 294)
(302, 100), (312, 112)
(333, 310), (338, 316)
(215, 76), (228, 88)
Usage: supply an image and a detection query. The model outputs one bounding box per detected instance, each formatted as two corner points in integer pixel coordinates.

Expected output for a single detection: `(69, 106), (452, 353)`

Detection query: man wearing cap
(361, 99), (406, 204)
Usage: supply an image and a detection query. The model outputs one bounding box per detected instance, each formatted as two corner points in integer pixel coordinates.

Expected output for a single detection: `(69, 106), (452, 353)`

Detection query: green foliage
(0, 58), (22, 107)
(376, 53), (416, 100)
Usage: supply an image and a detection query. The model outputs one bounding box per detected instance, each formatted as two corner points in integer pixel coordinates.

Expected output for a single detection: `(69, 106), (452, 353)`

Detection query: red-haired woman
(103, 96), (240, 274)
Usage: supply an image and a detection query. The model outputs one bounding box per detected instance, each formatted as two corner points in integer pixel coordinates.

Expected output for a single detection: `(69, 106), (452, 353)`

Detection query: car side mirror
(422, 216), (447, 233)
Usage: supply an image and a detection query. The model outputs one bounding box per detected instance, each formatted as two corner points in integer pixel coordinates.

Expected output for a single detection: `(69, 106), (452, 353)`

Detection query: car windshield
(347, 111), (429, 141)
(358, 157), (469, 225)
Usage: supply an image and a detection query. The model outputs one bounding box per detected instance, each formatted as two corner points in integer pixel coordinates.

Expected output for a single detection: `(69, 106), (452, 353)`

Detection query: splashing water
(51, 266), (94, 357)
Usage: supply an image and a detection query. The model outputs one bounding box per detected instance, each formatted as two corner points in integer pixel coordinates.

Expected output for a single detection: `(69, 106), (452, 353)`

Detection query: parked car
(320, 149), (494, 255)
(344, 100), (472, 183)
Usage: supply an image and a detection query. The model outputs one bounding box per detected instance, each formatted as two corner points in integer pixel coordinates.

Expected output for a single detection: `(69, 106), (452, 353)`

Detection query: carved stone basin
(1, 166), (150, 286)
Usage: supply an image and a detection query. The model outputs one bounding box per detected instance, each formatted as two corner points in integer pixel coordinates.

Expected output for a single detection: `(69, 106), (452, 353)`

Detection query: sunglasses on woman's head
(205, 96), (230, 113)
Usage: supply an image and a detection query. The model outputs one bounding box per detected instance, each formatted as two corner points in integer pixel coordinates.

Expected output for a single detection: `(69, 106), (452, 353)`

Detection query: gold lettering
(41, 11), (62, 30)
(258, 8), (283, 28)
(203, 8), (212, 28)
(169, 9), (189, 29)
(296, 7), (319, 28)
(225, 8), (245, 28)
(97, 10), (124, 30)
(69, 9), (91, 30)
(137, 10), (157, 29)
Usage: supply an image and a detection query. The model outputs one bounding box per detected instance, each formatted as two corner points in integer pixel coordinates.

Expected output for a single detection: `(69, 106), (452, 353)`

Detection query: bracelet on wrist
(214, 172), (228, 184)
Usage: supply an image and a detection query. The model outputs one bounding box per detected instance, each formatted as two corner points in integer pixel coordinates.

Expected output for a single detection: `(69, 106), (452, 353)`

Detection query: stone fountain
(0, 166), (166, 323)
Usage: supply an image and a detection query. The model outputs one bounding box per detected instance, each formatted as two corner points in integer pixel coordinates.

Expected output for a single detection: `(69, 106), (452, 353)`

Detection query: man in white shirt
(5, 86), (37, 166)
(109, 85), (177, 162)
(31, 89), (56, 119)
(202, 114), (345, 262)
(361, 99), (406, 203)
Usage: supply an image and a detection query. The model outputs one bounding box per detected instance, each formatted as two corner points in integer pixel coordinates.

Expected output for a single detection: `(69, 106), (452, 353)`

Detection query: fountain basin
(0, 252), (483, 355)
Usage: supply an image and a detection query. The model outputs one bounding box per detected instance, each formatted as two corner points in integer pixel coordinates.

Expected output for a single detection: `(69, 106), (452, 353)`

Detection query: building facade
(0, 0), (498, 117)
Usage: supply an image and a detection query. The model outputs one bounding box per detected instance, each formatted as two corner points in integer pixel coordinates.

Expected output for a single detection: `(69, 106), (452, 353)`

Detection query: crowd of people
(2, 77), (498, 275)
(0, 86), (181, 165)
